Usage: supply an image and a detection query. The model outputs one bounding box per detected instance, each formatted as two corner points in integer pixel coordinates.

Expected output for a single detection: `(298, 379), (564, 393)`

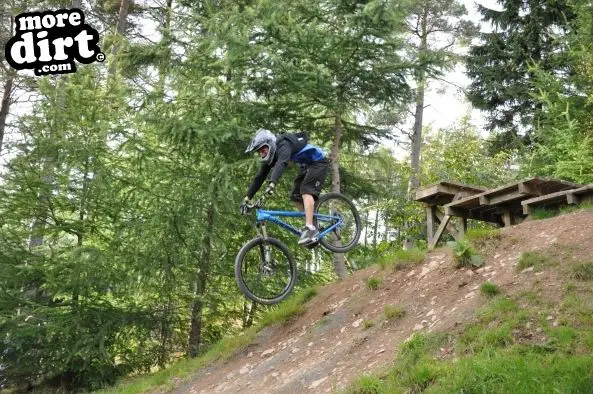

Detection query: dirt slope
(170, 210), (593, 394)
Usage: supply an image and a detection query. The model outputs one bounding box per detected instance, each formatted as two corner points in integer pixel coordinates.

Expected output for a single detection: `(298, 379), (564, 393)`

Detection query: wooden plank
(518, 182), (542, 196)
(480, 190), (530, 206)
(434, 208), (460, 240)
(572, 184), (593, 196)
(429, 214), (451, 249)
(521, 189), (573, 215)
(502, 207), (512, 227)
(426, 206), (435, 246)
(415, 185), (439, 202)
(415, 182), (486, 203)
(445, 194), (482, 209)
(444, 205), (467, 217)
(479, 177), (579, 206)
(521, 189), (572, 206)
(460, 218), (467, 237)
(567, 193), (581, 205)
(567, 184), (593, 204)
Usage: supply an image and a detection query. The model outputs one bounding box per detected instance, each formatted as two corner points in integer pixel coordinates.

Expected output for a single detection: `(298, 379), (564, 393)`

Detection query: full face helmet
(245, 128), (277, 165)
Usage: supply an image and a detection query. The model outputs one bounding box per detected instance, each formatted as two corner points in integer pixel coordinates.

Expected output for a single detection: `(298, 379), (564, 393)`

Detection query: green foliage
(366, 277), (381, 290)
(421, 119), (517, 188)
(344, 291), (593, 393)
(570, 263), (593, 281)
(524, 1), (593, 182)
(363, 320), (375, 330)
(377, 247), (426, 270)
(347, 375), (383, 394)
(464, 227), (502, 244)
(517, 252), (559, 272)
(99, 288), (317, 393)
(480, 282), (500, 297)
(447, 240), (484, 268)
(383, 305), (405, 320)
(531, 207), (559, 220)
(466, 0), (577, 152)
(258, 287), (318, 327)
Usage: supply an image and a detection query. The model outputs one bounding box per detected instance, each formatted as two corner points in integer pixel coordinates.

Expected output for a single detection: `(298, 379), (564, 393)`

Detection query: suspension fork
(256, 222), (272, 263)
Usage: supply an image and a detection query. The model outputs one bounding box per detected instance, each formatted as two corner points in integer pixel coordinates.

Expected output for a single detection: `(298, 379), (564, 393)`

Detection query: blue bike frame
(256, 209), (342, 239)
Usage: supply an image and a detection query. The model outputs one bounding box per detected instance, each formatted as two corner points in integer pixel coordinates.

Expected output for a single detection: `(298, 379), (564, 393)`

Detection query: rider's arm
(246, 163), (272, 199)
(269, 142), (292, 184)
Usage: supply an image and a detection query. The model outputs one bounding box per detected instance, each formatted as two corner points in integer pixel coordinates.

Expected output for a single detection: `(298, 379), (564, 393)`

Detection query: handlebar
(246, 195), (266, 211)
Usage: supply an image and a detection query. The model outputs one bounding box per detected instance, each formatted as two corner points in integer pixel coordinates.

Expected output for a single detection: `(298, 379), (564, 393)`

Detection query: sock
(307, 224), (316, 231)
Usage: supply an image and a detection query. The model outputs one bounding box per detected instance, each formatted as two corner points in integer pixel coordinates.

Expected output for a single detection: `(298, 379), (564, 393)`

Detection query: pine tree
(466, 0), (576, 153)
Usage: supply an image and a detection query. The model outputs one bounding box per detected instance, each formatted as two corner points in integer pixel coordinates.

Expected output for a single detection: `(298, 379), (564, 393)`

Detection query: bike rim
(240, 242), (293, 302)
(315, 197), (359, 250)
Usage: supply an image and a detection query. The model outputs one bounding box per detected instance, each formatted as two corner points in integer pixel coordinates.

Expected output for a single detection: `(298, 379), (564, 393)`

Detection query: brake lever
(247, 196), (265, 210)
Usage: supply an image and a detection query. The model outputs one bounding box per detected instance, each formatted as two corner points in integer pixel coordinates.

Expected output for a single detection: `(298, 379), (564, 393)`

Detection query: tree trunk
(373, 208), (379, 248)
(157, 0), (173, 93)
(403, 6), (428, 250)
(331, 112), (346, 279)
(242, 300), (257, 328)
(363, 206), (369, 247)
(0, 70), (14, 155)
(188, 201), (215, 358)
(408, 77), (426, 194)
(108, 0), (132, 76)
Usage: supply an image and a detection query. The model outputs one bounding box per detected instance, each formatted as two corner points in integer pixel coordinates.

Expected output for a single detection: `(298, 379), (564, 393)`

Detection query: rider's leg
(290, 167), (306, 212)
(303, 193), (315, 227)
(297, 160), (328, 246)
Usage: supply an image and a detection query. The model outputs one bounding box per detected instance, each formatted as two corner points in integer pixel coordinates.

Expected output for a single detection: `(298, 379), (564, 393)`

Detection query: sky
(416, 0), (502, 139)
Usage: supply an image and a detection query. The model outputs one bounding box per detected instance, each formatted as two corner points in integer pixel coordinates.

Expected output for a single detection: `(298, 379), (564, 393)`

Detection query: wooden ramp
(415, 181), (487, 249)
(522, 184), (593, 214)
(415, 177), (585, 249)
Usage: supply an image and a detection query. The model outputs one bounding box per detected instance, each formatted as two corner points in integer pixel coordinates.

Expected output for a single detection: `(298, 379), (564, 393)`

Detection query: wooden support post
(434, 208), (460, 240)
(429, 215), (451, 249)
(567, 193), (581, 205)
(502, 207), (512, 227)
(460, 217), (467, 237)
(425, 206), (435, 247)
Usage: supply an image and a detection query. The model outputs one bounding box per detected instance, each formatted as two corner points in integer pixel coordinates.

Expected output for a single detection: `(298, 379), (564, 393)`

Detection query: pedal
(305, 239), (319, 249)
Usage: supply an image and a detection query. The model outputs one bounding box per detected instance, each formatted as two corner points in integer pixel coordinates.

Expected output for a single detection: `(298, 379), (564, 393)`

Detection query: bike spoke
(240, 242), (293, 302)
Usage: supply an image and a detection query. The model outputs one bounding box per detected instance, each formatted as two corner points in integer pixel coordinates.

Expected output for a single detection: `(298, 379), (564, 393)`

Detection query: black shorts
(290, 159), (329, 202)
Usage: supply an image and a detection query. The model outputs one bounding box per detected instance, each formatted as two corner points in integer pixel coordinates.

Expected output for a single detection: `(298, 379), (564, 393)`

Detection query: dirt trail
(169, 210), (593, 394)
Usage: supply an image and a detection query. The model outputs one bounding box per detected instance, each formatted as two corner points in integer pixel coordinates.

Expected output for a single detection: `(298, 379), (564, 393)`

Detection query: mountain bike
(235, 192), (361, 305)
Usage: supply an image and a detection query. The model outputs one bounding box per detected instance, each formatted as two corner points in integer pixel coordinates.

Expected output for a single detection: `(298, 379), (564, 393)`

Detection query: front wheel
(235, 237), (297, 305)
(314, 192), (361, 253)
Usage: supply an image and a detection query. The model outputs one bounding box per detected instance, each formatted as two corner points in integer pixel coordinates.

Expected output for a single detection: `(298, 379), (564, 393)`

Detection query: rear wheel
(235, 237), (297, 305)
(314, 193), (361, 253)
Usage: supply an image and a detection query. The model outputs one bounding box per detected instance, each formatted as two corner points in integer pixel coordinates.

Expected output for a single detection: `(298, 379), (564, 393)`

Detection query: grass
(344, 289), (593, 394)
(98, 287), (318, 394)
(480, 282), (500, 297)
(516, 251), (558, 272)
(347, 375), (383, 394)
(464, 227), (502, 248)
(560, 200), (593, 215)
(363, 320), (374, 329)
(530, 200), (593, 220)
(383, 305), (405, 320)
(447, 239), (483, 268)
(366, 277), (381, 290)
(377, 248), (426, 270)
(531, 207), (559, 220)
(571, 263), (593, 281)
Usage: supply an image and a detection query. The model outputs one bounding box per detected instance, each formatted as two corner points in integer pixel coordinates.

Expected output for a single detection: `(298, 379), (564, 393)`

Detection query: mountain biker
(241, 128), (329, 246)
